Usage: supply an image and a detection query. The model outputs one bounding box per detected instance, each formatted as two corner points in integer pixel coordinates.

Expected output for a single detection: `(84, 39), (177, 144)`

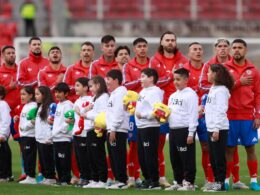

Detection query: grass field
(0, 140), (260, 195)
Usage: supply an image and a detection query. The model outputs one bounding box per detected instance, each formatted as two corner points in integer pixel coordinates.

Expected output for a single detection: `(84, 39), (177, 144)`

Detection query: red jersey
(17, 52), (49, 87)
(38, 64), (67, 89)
(225, 59), (260, 120)
(199, 55), (232, 92)
(90, 55), (118, 78)
(63, 60), (91, 102)
(122, 57), (149, 93)
(184, 62), (204, 102)
(150, 51), (188, 104)
(0, 63), (20, 116)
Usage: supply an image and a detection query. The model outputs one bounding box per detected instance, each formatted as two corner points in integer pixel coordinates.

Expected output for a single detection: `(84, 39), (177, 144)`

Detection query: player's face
(29, 40), (42, 55)
(89, 80), (99, 96)
(80, 45), (94, 63)
(215, 42), (230, 58)
(134, 42), (148, 59)
(231, 43), (247, 61)
(161, 34), (176, 53)
(35, 88), (43, 103)
(49, 49), (62, 64)
(188, 44), (203, 62)
(115, 49), (130, 65)
(140, 73), (153, 88)
(2, 48), (16, 65)
(207, 68), (216, 84)
(20, 89), (33, 104)
(55, 91), (66, 102)
(101, 41), (116, 57)
(173, 74), (188, 90)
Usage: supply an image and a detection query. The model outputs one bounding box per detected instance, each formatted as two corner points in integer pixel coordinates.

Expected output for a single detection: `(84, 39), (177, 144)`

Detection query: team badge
(246, 70), (252, 75)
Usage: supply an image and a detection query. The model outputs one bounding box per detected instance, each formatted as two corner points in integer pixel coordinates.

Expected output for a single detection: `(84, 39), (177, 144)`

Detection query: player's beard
(233, 54), (244, 62)
(32, 51), (41, 56)
(51, 60), (61, 64)
(164, 46), (176, 54)
(6, 59), (15, 66)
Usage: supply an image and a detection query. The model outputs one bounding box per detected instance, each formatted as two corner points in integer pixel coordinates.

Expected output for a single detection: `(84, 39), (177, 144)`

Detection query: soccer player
(183, 42), (214, 187)
(122, 38), (149, 187)
(114, 45), (131, 71)
(150, 31), (188, 187)
(90, 35), (118, 78)
(64, 41), (95, 102)
(225, 39), (260, 191)
(17, 37), (49, 88)
(38, 46), (66, 100)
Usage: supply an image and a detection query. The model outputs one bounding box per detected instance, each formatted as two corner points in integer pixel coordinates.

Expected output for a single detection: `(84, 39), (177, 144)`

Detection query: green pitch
(0, 140), (259, 195)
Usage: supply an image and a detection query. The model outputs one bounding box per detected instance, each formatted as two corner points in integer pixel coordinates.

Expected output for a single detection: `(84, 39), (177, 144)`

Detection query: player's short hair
(232, 39), (247, 47)
(188, 42), (201, 48)
(133, 37), (148, 46)
(214, 38), (230, 47)
(54, 82), (70, 94)
(81, 41), (95, 50)
(106, 69), (123, 85)
(101, 35), (115, 44)
(114, 45), (130, 57)
(174, 68), (189, 79)
(29, 36), (42, 44)
(48, 46), (62, 55)
(0, 85), (6, 99)
(1, 45), (15, 53)
(141, 68), (158, 84)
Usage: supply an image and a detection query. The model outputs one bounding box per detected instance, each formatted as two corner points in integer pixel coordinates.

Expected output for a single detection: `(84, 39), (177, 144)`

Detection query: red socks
(202, 150), (214, 182)
(232, 146), (240, 183)
(247, 160), (258, 178)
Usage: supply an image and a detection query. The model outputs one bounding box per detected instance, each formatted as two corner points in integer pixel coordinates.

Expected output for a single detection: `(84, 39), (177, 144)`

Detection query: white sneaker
(177, 181), (195, 191)
(165, 183), (182, 191)
(83, 180), (98, 188)
(70, 176), (79, 185)
(92, 181), (106, 188)
(19, 176), (37, 184)
(232, 181), (249, 189)
(127, 177), (135, 187)
(201, 182), (214, 190)
(107, 182), (128, 189)
(41, 178), (56, 185)
(159, 177), (171, 188)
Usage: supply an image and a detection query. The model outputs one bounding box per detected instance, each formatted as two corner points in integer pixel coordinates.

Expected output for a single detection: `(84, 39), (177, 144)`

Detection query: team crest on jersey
(133, 68), (138, 71)
(193, 77), (196, 80)
(100, 67), (105, 71)
(156, 64), (160, 68)
(48, 74), (53, 77)
(3, 74), (7, 77)
(229, 69), (234, 73)
(27, 68), (32, 71)
(179, 63), (183, 68)
(246, 70), (252, 75)
(76, 71), (80, 75)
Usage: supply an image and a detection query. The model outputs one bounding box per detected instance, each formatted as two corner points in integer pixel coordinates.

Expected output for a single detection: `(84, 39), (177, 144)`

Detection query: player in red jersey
(150, 32), (188, 187)
(183, 42), (215, 189)
(63, 42), (94, 102)
(38, 46), (66, 101)
(90, 35), (118, 78)
(17, 37), (49, 88)
(122, 38), (149, 187)
(224, 39), (260, 191)
(199, 39), (246, 190)
(115, 45), (131, 71)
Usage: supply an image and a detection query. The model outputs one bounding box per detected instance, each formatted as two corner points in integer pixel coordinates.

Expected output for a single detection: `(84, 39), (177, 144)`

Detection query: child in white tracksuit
(52, 82), (73, 185)
(0, 86), (12, 181)
(167, 68), (198, 191)
(17, 86), (37, 184)
(135, 68), (163, 189)
(106, 69), (129, 189)
(204, 64), (233, 192)
(72, 77), (93, 186)
(35, 86), (56, 185)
